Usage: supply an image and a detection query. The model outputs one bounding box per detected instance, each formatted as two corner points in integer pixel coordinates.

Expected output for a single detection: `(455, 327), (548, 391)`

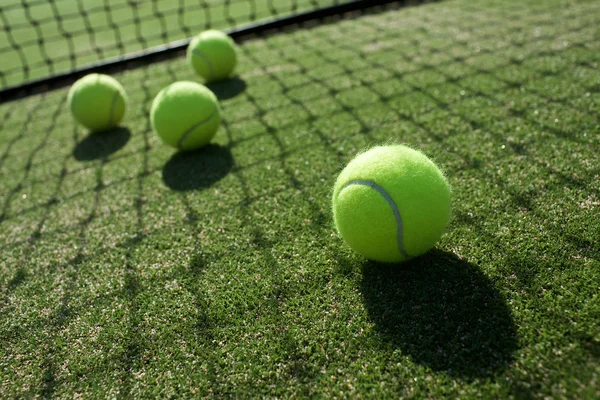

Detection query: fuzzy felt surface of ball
(332, 145), (451, 263)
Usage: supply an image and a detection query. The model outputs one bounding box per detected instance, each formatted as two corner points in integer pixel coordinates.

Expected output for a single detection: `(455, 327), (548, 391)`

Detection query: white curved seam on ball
(109, 90), (120, 127)
(177, 108), (218, 149)
(192, 49), (215, 81)
(341, 179), (410, 260)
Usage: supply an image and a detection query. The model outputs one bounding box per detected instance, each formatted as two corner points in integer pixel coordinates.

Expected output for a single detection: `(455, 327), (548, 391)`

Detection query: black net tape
(0, 0), (351, 91)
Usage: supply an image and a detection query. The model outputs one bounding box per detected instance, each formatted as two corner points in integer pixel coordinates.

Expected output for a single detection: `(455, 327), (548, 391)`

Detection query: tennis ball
(67, 73), (127, 132)
(332, 145), (451, 263)
(150, 81), (221, 151)
(187, 30), (237, 82)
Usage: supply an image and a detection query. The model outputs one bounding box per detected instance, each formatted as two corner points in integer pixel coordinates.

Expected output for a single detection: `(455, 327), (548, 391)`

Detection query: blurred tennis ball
(150, 81), (221, 151)
(68, 73), (127, 132)
(187, 30), (237, 82)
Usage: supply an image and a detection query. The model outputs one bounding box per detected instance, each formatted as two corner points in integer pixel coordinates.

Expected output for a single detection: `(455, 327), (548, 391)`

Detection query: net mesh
(0, 0), (349, 90)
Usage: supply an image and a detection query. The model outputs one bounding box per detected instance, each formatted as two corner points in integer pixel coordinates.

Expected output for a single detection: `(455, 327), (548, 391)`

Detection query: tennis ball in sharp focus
(332, 145), (451, 263)
(151, 81), (221, 151)
(67, 73), (127, 132)
(187, 30), (237, 82)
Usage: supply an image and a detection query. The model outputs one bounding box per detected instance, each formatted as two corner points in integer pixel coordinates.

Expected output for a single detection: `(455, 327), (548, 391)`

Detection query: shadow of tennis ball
(73, 127), (131, 161)
(205, 77), (247, 100)
(162, 144), (233, 191)
(360, 249), (518, 378)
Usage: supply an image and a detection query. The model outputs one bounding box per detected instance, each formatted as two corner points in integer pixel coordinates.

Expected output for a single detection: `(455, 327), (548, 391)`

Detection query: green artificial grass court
(1, 0), (599, 397)
(0, 0), (336, 88)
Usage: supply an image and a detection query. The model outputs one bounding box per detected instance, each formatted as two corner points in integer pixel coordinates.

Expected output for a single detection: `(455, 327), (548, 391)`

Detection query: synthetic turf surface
(1, 0), (599, 397)
(1, 0), (337, 88)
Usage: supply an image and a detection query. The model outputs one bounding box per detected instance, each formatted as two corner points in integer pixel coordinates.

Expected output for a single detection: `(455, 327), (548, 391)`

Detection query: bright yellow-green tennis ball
(150, 81), (221, 151)
(332, 145), (451, 263)
(187, 30), (237, 82)
(67, 73), (127, 132)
